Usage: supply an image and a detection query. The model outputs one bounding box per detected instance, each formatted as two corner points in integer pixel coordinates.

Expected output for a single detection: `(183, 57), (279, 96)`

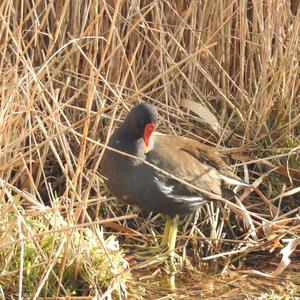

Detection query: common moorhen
(101, 102), (247, 258)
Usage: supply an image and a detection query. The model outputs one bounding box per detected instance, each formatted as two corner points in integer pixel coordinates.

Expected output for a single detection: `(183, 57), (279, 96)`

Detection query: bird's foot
(136, 244), (167, 255)
(169, 251), (180, 274)
(132, 249), (181, 272)
(123, 243), (167, 255)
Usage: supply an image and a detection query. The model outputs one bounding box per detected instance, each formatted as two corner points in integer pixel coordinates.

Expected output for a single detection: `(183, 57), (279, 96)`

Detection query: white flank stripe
(220, 174), (249, 186)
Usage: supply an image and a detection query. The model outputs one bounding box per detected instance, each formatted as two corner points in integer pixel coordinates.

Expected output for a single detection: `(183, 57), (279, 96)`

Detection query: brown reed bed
(0, 0), (299, 298)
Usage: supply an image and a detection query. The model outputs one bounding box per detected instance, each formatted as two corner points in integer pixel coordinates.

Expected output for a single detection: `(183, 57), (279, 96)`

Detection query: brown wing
(173, 136), (243, 182)
(148, 134), (247, 197)
(148, 135), (220, 196)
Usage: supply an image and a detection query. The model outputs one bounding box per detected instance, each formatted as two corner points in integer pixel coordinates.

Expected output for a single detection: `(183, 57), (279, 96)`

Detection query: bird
(100, 102), (247, 261)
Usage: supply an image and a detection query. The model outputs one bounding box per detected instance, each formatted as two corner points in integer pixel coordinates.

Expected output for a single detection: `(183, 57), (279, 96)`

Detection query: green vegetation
(0, 199), (129, 298)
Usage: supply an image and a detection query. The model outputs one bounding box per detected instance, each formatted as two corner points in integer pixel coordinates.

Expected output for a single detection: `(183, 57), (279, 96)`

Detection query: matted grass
(0, 0), (299, 298)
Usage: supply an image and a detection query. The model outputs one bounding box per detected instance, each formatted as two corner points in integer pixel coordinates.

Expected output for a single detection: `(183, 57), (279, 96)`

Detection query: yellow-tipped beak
(144, 141), (150, 154)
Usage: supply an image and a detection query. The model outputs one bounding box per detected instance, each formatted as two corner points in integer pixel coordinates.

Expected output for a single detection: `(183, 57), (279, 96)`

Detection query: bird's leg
(132, 215), (181, 271)
(136, 215), (179, 254)
(136, 215), (180, 269)
(160, 215), (172, 247)
(134, 215), (172, 254)
(168, 215), (179, 272)
(168, 215), (179, 254)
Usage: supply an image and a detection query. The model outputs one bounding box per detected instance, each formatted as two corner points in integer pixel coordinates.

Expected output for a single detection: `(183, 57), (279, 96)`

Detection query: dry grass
(0, 0), (299, 298)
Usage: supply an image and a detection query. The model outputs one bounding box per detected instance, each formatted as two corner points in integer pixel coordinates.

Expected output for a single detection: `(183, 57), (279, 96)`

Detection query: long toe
(132, 251), (180, 270)
(123, 243), (167, 255)
(136, 244), (168, 256)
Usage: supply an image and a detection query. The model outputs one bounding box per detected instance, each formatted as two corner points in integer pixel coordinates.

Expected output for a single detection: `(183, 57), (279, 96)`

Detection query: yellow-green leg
(160, 215), (172, 247)
(168, 215), (179, 254)
(133, 215), (180, 273)
(168, 215), (179, 273)
(134, 215), (172, 254)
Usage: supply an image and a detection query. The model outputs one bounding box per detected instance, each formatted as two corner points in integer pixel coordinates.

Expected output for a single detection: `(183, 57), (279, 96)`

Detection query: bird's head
(122, 102), (158, 153)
